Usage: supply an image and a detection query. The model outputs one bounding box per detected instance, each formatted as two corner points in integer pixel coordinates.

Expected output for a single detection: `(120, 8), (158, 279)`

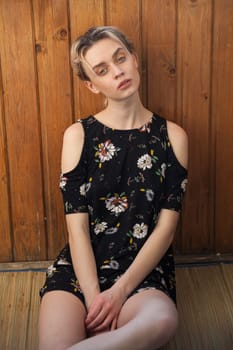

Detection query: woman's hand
(85, 286), (126, 334)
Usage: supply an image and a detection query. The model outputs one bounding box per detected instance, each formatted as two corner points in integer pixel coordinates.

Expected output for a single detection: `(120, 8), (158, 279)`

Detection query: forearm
(66, 215), (100, 308)
(113, 209), (179, 297)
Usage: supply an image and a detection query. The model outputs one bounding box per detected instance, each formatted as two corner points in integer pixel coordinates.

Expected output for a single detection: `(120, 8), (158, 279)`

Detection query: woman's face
(83, 38), (140, 101)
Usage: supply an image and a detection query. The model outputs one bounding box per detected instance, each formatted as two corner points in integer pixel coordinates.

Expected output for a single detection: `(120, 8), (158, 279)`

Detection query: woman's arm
(62, 123), (100, 308)
(113, 209), (179, 297)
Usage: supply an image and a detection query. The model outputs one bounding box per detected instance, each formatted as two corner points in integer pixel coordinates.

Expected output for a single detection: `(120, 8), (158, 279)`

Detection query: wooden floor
(0, 263), (233, 350)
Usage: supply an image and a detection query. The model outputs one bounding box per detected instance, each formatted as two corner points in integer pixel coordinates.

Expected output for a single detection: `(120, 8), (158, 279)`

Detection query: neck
(97, 92), (151, 130)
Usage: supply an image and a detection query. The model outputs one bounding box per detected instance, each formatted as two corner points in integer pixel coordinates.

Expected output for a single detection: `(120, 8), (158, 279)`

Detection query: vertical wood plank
(33, 0), (72, 259)
(0, 0), (46, 261)
(142, 0), (177, 119)
(0, 272), (32, 350)
(212, 0), (233, 253)
(69, 0), (105, 118)
(26, 271), (45, 349)
(142, 0), (182, 252)
(105, 0), (141, 53)
(106, 0), (143, 100)
(0, 67), (12, 261)
(177, 0), (213, 253)
(0, 273), (16, 349)
(173, 266), (233, 349)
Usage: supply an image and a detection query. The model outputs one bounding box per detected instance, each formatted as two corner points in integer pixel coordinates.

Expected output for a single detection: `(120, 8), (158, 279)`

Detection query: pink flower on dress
(95, 140), (120, 165)
(105, 193), (128, 215)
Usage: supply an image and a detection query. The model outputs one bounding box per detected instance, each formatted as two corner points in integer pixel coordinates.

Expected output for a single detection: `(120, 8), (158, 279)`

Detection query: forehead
(84, 38), (125, 66)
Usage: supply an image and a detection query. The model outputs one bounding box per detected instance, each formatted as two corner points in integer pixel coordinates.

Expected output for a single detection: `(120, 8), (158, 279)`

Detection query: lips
(117, 79), (131, 90)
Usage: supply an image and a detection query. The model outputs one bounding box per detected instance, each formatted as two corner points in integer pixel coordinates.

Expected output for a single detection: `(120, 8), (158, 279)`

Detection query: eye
(116, 55), (126, 63)
(95, 66), (108, 76)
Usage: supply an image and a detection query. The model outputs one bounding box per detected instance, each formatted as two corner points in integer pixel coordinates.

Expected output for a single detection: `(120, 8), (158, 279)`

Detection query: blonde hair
(71, 26), (135, 81)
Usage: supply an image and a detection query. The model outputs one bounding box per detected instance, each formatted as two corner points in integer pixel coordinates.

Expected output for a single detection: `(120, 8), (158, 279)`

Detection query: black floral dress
(40, 113), (187, 304)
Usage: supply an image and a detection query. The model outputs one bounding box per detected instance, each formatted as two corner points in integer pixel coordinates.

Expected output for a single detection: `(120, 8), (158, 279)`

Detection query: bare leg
(68, 289), (178, 350)
(38, 291), (87, 350)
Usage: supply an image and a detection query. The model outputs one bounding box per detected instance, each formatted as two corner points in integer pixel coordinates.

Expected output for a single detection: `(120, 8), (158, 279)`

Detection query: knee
(156, 309), (179, 338)
(148, 308), (179, 349)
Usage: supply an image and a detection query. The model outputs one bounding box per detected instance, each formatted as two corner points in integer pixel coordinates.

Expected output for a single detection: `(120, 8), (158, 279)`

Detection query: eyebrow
(92, 47), (125, 71)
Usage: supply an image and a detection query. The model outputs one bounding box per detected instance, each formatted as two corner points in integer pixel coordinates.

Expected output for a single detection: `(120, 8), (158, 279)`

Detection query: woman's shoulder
(64, 118), (87, 137)
(166, 120), (188, 169)
(62, 120), (86, 173)
(166, 120), (188, 142)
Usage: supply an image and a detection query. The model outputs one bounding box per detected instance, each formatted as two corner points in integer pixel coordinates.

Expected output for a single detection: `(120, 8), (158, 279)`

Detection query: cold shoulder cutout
(61, 120), (86, 174)
(60, 119), (89, 214)
(166, 120), (188, 171)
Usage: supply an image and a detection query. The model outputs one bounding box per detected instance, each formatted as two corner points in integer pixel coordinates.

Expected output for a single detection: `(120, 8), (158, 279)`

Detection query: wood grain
(0, 62), (12, 261)
(106, 0), (143, 100)
(177, 0), (213, 253)
(0, 0), (46, 261)
(33, 0), (72, 259)
(142, 0), (177, 119)
(212, 0), (233, 253)
(69, 0), (105, 118)
(0, 0), (233, 262)
(1, 264), (233, 349)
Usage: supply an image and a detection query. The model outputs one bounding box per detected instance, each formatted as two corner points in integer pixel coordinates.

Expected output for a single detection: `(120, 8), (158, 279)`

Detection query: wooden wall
(0, 0), (232, 262)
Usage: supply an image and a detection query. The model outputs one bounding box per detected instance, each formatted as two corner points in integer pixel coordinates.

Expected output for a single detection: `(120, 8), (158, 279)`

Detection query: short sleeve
(59, 144), (89, 215)
(161, 145), (188, 213)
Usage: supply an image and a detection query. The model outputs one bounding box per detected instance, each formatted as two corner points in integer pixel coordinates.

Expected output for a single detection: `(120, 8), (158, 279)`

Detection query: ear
(132, 53), (139, 69)
(84, 81), (100, 94)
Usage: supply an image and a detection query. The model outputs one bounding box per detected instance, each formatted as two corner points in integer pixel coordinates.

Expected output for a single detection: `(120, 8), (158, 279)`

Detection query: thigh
(38, 291), (87, 350)
(117, 289), (178, 332)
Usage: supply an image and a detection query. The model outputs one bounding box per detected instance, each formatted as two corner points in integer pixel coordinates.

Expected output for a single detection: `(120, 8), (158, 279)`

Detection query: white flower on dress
(146, 189), (154, 202)
(96, 140), (119, 163)
(132, 223), (148, 239)
(94, 222), (108, 234)
(59, 175), (67, 190)
(57, 258), (71, 266)
(181, 179), (188, 192)
(100, 259), (119, 270)
(105, 194), (128, 215)
(105, 227), (118, 235)
(139, 120), (152, 133)
(161, 163), (167, 177)
(80, 182), (91, 196)
(156, 163), (167, 182)
(137, 154), (152, 170)
(47, 264), (56, 278)
(80, 183), (86, 196)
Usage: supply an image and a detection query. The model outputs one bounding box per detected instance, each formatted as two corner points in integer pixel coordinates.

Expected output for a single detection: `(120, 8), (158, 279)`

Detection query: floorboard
(0, 264), (232, 350)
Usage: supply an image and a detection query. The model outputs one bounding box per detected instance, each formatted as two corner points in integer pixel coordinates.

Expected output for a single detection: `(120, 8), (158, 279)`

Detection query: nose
(111, 64), (124, 79)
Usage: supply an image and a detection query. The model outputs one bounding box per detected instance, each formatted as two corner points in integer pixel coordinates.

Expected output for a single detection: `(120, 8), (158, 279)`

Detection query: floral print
(80, 182), (91, 196)
(146, 189), (155, 202)
(59, 175), (67, 190)
(94, 139), (120, 167)
(156, 163), (167, 182)
(94, 221), (108, 234)
(104, 193), (128, 215)
(132, 223), (148, 239)
(137, 154), (153, 170)
(41, 114), (188, 305)
(181, 178), (188, 192)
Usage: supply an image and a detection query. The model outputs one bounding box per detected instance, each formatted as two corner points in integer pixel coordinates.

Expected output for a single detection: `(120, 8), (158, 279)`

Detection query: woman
(39, 26), (188, 350)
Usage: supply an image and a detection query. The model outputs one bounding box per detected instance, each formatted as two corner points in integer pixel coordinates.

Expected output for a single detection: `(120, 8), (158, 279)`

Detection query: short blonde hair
(71, 26), (135, 81)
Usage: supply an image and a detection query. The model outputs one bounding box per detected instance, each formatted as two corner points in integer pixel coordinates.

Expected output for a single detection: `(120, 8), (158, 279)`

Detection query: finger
(86, 301), (104, 323)
(86, 308), (109, 329)
(90, 315), (113, 332)
(110, 317), (117, 331)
